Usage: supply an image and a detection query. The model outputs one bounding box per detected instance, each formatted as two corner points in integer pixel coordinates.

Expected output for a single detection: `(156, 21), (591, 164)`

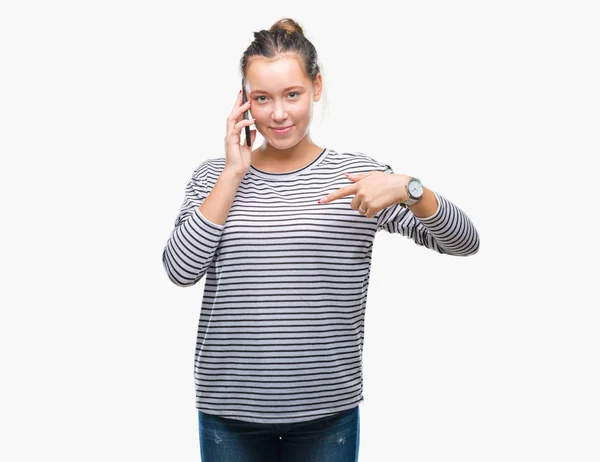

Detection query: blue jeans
(198, 406), (360, 462)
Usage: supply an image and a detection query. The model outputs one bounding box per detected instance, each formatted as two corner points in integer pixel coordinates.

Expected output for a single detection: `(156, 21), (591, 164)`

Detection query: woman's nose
(271, 103), (288, 121)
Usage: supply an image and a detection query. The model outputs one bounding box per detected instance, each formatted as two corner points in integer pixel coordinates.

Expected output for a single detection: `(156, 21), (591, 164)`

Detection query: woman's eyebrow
(250, 86), (304, 95)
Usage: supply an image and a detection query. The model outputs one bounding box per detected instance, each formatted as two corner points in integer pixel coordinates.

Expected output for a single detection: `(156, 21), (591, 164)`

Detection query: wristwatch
(401, 177), (424, 207)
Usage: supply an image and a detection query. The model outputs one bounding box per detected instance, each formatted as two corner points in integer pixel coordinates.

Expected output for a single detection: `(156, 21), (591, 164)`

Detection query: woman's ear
(313, 73), (323, 102)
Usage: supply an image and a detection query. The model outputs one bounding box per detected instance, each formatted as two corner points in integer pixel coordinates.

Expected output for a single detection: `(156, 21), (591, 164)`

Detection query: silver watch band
(402, 196), (419, 206)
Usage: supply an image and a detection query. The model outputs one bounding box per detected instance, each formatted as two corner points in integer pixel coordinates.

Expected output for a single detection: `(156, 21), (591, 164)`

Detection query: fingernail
(318, 197), (328, 204)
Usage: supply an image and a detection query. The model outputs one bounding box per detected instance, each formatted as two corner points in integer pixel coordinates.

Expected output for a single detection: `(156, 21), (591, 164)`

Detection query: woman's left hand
(317, 171), (409, 218)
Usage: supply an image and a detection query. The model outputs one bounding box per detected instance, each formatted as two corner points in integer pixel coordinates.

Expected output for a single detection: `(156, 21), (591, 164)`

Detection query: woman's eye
(253, 93), (299, 102)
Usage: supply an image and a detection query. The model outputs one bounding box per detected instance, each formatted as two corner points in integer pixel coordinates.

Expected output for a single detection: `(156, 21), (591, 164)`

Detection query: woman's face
(245, 54), (322, 150)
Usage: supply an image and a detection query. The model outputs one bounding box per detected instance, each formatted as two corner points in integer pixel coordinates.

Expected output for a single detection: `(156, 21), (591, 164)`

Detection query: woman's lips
(270, 125), (293, 135)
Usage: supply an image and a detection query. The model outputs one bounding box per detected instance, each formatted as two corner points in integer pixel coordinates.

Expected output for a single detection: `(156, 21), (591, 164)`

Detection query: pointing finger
(318, 184), (357, 204)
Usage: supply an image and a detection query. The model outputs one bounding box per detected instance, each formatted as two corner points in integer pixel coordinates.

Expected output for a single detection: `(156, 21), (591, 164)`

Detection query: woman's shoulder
(189, 156), (226, 180)
(326, 148), (394, 172)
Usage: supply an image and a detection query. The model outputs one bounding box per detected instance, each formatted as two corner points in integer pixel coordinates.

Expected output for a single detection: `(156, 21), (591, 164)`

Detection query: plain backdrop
(1, 1), (598, 461)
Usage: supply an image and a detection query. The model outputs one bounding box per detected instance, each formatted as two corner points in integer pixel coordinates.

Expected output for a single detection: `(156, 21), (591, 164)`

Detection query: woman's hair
(240, 18), (321, 84)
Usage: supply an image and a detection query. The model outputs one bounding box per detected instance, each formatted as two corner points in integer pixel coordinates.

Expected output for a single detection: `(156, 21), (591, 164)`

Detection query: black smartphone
(241, 79), (252, 147)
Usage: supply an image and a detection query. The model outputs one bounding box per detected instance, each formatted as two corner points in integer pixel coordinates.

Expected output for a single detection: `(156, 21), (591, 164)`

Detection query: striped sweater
(162, 147), (479, 424)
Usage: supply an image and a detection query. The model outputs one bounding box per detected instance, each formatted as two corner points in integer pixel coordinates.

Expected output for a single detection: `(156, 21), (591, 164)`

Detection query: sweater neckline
(248, 147), (329, 181)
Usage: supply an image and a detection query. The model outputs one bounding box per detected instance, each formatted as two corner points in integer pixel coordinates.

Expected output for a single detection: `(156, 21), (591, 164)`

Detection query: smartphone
(241, 79), (252, 147)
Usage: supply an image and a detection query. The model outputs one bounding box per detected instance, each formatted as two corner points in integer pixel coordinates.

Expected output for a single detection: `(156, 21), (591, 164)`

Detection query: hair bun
(269, 18), (304, 37)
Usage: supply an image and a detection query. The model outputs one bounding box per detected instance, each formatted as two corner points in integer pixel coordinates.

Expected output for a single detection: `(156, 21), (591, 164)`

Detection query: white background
(1, 1), (598, 460)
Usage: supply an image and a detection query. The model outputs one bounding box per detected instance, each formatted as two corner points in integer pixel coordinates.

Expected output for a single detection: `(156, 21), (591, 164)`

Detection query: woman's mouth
(270, 125), (293, 135)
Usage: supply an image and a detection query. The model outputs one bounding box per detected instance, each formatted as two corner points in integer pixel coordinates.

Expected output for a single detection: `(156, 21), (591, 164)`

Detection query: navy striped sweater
(162, 147), (479, 423)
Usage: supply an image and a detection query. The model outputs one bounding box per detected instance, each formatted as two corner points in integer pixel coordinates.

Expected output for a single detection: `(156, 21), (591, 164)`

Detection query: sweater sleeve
(375, 165), (480, 256)
(162, 163), (225, 286)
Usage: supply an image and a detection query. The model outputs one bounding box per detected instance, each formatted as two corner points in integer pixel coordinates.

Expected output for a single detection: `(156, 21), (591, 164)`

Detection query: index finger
(319, 184), (357, 204)
(231, 89), (243, 112)
(228, 93), (250, 133)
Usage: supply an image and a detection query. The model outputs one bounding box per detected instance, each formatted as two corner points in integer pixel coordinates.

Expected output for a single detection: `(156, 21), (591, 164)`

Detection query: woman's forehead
(245, 55), (308, 91)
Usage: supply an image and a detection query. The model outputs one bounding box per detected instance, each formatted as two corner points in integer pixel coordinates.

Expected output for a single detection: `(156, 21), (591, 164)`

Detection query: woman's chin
(266, 137), (301, 150)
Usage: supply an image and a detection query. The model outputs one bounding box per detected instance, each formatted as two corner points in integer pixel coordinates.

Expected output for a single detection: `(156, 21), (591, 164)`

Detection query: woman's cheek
(251, 108), (263, 125)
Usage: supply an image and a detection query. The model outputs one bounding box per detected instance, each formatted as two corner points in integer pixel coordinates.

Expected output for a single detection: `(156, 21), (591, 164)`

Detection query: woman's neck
(253, 137), (323, 173)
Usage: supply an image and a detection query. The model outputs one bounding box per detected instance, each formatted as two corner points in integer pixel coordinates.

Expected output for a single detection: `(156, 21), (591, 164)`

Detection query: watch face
(408, 179), (424, 198)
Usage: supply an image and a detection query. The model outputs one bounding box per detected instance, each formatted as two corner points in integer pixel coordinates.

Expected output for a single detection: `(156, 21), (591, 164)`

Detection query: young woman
(162, 17), (480, 462)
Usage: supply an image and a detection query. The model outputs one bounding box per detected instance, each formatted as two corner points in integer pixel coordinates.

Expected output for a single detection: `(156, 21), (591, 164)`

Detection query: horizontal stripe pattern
(162, 147), (479, 423)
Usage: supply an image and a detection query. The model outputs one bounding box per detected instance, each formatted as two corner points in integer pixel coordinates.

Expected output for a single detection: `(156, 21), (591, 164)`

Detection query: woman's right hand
(224, 89), (257, 177)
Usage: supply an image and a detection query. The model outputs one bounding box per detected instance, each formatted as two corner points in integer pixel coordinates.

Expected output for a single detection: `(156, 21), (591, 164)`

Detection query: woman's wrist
(407, 187), (439, 218)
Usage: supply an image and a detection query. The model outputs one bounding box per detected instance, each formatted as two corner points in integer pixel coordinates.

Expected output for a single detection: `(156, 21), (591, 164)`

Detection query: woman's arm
(162, 164), (242, 287)
(406, 186), (439, 218)
(197, 168), (244, 226)
(378, 188), (480, 256)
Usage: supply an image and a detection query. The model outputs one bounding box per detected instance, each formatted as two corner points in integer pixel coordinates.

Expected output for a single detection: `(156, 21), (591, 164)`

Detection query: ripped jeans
(197, 405), (360, 462)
